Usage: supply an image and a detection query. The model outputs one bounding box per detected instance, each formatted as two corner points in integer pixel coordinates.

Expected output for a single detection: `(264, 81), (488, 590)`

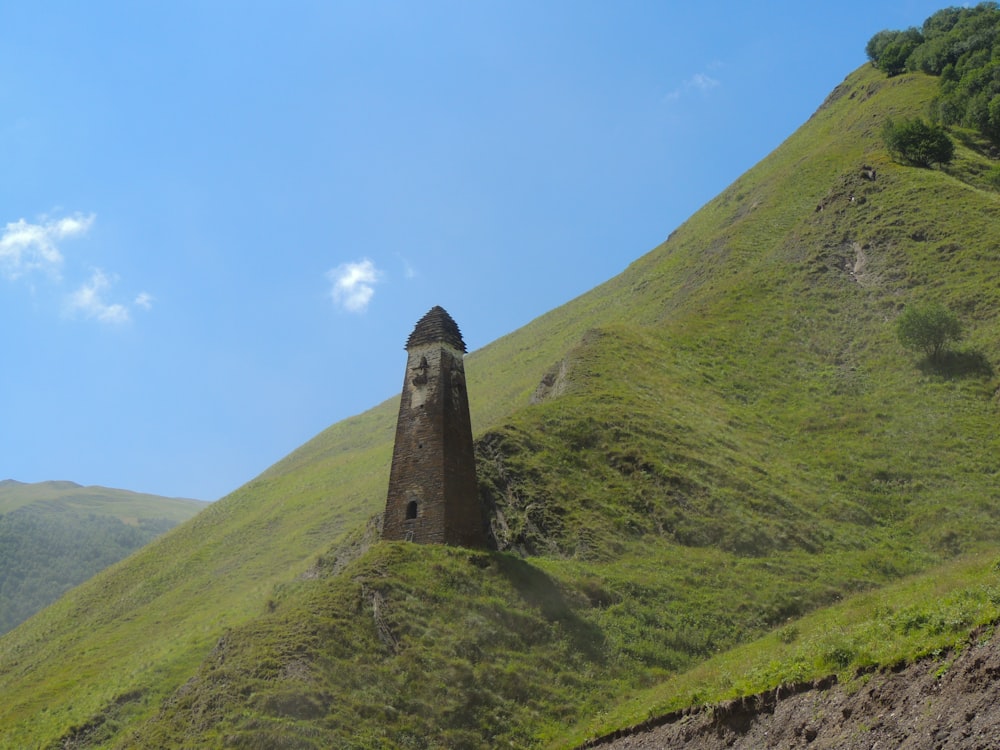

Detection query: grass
(120, 543), (620, 748)
(2, 62), (1000, 748)
(559, 550), (1000, 747)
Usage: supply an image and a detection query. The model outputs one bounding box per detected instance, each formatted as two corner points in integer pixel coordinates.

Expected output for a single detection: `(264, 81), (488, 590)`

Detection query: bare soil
(587, 626), (1000, 749)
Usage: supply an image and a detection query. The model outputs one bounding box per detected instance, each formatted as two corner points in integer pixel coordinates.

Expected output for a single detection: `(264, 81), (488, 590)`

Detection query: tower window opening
(406, 500), (418, 520)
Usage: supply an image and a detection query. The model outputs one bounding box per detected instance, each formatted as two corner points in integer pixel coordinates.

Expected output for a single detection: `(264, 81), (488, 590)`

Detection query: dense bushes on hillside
(868, 3), (1000, 141)
(881, 118), (955, 166)
(0, 509), (175, 633)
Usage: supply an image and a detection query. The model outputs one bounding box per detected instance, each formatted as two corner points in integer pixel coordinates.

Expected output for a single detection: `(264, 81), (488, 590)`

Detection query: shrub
(882, 118), (955, 167)
(896, 303), (963, 360)
(866, 28), (923, 76)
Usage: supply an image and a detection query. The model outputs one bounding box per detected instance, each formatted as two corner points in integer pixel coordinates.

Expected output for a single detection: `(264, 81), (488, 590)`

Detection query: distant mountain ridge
(0, 480), (206, 635)
(2, 50), (1000, 749)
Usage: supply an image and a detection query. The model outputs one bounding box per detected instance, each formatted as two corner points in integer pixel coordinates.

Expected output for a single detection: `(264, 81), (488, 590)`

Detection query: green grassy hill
(0, 480), (206, 635)
(2, 59), (1000, 748)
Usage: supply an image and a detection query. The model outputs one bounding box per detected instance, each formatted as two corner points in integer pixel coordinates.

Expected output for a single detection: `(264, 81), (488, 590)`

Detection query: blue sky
(1, 1), (947, 501)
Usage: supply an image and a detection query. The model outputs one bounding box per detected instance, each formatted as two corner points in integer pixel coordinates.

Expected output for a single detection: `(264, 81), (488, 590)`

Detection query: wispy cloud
(396, 253), (418, 280)
(2, 211), (152, 325)
(66, 269), (131, 324)
(0, 213), (95, 280)
(327, 258), (382, 313)
(134, 291), (154, 311)
(664, 67), (722, 103)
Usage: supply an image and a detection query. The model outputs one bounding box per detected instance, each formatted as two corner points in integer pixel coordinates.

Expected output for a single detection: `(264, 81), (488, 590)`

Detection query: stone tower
(382, 306), (487, 547)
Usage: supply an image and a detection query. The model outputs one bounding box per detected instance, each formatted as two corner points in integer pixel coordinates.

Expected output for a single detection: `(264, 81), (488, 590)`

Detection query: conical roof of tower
(406, 305), (467, 352)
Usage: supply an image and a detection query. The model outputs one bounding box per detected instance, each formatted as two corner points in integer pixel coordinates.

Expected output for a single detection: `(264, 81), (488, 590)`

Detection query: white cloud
(327, 258), (382, 313)
(0, 213), (95, 280)
(689, 72), (720, 92)
(66, 269), (130, 324)
(664, 69), (722, 102)
(134, 291), (154, 310)
(53, 215), (95, 236)
(2, 212), (151, 326)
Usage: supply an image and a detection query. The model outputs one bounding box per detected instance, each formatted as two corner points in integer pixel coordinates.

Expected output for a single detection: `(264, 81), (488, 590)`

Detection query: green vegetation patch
(868, 3), (1000, 142)
(118, 543), (623, 749)
(561, 550), (1000, 746)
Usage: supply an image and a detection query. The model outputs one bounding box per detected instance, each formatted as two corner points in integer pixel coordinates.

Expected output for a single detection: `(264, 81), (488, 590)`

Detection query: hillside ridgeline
(0, 480), (205, 635)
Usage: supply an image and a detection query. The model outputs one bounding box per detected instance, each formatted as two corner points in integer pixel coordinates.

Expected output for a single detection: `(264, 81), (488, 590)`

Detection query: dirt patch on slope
(588, 626), (1000, 749)
(530, 358), (571, 404)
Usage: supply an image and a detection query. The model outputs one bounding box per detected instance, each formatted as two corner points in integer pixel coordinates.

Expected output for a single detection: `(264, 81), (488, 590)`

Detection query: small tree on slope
(882, 118), (954, 167)
(896, 303), (963, 360)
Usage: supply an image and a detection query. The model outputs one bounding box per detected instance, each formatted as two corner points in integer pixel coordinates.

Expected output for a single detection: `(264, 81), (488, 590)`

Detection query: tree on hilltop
(866, 27), (924, 76)
(867, 4), (1000, 143)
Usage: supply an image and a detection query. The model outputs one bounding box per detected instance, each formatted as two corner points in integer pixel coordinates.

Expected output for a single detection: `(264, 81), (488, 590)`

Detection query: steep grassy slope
(0, 480), (205, 634)
(1, 63), (999, 748)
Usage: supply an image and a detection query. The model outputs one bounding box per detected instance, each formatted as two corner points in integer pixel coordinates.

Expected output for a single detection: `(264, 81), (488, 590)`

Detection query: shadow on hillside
(492, 554), (607, 661)
(951, 128), (1000, 160)
(919, 348), (994, 379)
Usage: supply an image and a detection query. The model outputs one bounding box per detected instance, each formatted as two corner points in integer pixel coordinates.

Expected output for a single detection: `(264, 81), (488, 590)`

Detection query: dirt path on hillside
(587, 626), (1000, 749)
